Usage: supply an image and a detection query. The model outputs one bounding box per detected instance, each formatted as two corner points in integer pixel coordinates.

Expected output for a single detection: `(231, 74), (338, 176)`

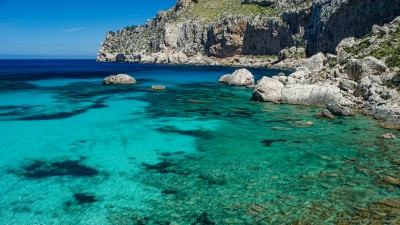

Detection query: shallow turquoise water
(0, 60), (399, 224)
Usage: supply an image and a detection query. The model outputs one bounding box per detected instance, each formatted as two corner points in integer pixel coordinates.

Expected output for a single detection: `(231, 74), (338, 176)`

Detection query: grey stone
(338, 80), (358, 91)
(300, 53), (326, 72)
(327, 103), (355, 116)
(316, 109), (336, 119)
(152, 85), (166, 91)
(103, 74), (137, 85)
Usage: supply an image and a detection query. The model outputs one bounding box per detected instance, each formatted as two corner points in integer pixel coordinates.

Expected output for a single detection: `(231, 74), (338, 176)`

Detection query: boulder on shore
(252, 77), (284, 103)
(219, 74), (231, 83)
(327, 103), (355, 116)
(103, 74), (137, 85)
(218, 68), (254, 86)
(281, 85), (343, 106)
(316, 109), (336, 119)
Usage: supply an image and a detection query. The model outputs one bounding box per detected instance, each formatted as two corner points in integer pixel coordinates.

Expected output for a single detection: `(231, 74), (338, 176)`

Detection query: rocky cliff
(259, 16), (400, 123)
(97, 0), (400, 65)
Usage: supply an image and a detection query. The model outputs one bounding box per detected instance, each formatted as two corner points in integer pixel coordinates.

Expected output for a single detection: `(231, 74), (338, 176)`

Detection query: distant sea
(0, 59), (398, 224)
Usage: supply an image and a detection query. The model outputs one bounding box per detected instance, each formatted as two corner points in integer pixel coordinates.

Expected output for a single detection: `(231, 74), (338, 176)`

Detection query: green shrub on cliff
(370, 27), (400, 68)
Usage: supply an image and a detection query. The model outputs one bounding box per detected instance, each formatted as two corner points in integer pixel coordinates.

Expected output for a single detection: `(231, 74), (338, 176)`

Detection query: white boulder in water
(218, 68), (254, 86)
(103, 74), (137, 85)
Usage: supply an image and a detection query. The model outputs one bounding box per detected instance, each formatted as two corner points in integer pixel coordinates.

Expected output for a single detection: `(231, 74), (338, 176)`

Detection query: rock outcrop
(274, 15), (400, 121)
(346, 57), (387, 82)
(252, 76), (344, 106)
(103, 74), (137, 85)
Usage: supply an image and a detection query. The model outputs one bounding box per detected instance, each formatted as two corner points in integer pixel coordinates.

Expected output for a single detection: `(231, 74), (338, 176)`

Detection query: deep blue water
(0, 60), (398, 224)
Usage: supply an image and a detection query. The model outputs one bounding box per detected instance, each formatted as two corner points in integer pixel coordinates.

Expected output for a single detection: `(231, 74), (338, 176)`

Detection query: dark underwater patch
(333, 120), (345, 125)
(73, 193), (98, 204)
(158, 151), (185, 157)
(193, 212), (215, 225)
(142, 161), (176, 174)
(17, 98), (108, 120)
(162, 189), (178, 195)
(225, 111), (253, 118)
(157, 126), (208, 138)
(262, 139), (287, 147)
(142, 160), (190, 175)
(17, 159), (99, 179)
(0, 81), (37, 91)
(265, 119), (297, 123)
(18, 110), (87, 120)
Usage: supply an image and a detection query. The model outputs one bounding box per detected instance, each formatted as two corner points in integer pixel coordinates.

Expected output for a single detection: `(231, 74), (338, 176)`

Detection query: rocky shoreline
(97, 0), (400, 127)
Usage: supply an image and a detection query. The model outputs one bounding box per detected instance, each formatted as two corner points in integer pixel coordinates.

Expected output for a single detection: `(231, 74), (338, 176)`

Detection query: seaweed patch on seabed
(9, 158), (100, 179)
(142, 159), (190, 175)
(156, 126), (211, 139)
(73, 193), (98, 204)
(17, 98), (108, 121)
(262, 139), (287, 147)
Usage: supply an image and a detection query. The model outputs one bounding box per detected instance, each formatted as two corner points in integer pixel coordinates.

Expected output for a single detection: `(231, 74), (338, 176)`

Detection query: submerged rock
(379, 120), (400, 130)
(103, 74), (137, 85)
(296, 121), (314, 126)
(382, 175), (400, 187)
(379, 133), (396, 139)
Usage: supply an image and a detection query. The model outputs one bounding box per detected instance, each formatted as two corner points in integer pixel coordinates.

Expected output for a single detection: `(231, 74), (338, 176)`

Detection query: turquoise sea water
(0, 60), (399, 224)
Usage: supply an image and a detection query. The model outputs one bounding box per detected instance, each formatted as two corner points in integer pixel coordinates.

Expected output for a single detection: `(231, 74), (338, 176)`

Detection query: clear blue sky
(0, 0), (176, 59)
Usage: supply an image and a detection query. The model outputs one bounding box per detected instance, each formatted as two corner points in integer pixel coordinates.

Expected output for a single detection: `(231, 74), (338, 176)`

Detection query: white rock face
(103, 74), (137, 85)
(252, 77), (284, 103)
(300, 53), (326, 72)
(280, 85), (343, 105)
(218, 68), (254, 86)
(347, 56), (387, 82)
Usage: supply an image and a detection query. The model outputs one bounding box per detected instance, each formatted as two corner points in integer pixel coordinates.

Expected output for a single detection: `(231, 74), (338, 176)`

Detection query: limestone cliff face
(97, 0), (400, 64)
(305, 0), (400, 55)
